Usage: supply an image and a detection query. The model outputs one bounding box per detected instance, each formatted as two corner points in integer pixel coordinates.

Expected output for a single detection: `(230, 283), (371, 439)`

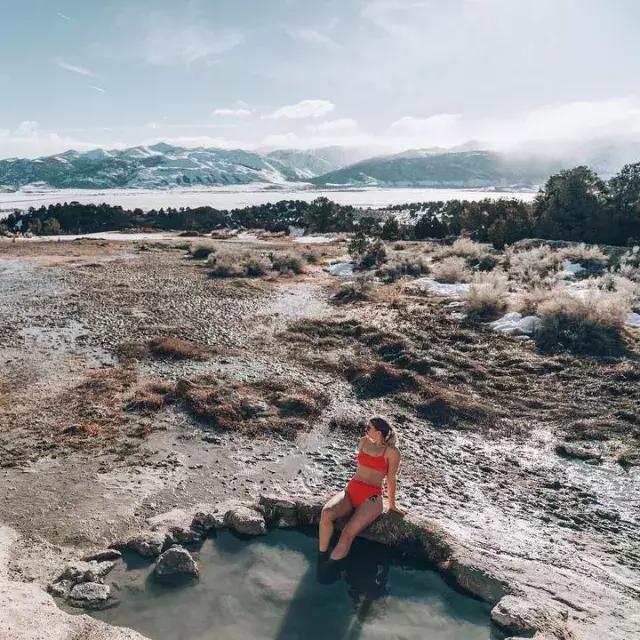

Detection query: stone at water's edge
(68, 581), (113, 610)
(491, 595), (570, 636)
(224, 505), (267, 536)
(56, 560), (115, 585)
(122, 531), (167, 557)
(153, 546), (199, 582)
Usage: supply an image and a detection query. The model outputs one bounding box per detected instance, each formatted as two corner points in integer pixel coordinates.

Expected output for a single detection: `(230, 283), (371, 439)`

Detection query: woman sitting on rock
(319, 417), (401, 560)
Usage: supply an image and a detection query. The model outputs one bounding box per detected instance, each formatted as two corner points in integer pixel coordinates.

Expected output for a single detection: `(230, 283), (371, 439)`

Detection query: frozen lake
(0, 185), (536, 214)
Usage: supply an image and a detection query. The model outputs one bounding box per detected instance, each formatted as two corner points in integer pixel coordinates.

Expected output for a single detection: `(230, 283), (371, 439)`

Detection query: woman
(319, 417), (401, 561)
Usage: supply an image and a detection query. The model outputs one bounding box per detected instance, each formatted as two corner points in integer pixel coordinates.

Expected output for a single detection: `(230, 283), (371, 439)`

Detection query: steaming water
(0, 186), (535, 215)
(91, 529), (503, 640)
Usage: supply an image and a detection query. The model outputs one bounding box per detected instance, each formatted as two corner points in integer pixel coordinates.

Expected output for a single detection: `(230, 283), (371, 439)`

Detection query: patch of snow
(627, 312), (640, 328)
(328, 258), (355, 276)
(559, 259), (585, 279)
(490, 312), (540, 336)
(408, 277), (470, 297)
(294, 234), (336, 244)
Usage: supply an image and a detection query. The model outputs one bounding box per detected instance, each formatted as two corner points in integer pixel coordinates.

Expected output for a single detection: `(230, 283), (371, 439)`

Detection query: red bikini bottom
(346, 478), (382, 508)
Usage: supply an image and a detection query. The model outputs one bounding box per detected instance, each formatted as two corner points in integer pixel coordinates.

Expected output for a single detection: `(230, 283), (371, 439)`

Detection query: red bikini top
(357, 445), (388, 473)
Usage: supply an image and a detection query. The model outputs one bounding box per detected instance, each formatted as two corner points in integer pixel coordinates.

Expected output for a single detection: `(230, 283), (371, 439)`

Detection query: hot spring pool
(89, 529), (505, 640)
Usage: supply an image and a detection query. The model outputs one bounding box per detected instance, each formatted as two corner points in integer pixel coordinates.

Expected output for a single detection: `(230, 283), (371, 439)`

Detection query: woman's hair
(369, 417), (396, 446)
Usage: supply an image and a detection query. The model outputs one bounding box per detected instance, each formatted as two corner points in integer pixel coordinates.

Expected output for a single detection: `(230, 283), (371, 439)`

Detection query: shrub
(466, 272), (509, 321)
(269, 251), (305, 275)
(328, 412), (366, 433)
(435, 237), (493, 264)
(189, 243), (215, 259)
(207, 250), (269, 277)
(617, 246), (640, 281)
(506, 245), (562, 285)
(534, 291), (630, 355)
(431, 256), (471, 283)
(516, 287), (552, 316)
(376, 253), (430, 282)
(348, 233), (387, 270)
(331, 278), (374, 304)
(559, 243), (608, 268)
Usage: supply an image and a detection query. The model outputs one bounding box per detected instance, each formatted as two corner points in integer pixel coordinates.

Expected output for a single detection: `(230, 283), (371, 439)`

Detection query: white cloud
(267, 99), (335, 120)
(308, 118), (358, 133)
(56, 12), (72, 21)
(57, 60), (99, 78)
(284, 26), (339, 49)
(211, 108), (252, 117)
(146, 135), (247, 149)
(88, 85), (106, 93)
(140, 23), (243, 66)
(388, 113), (464, 148)
(0, 122), (104, 159)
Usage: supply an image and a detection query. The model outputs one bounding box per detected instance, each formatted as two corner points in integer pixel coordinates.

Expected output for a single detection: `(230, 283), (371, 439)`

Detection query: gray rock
(224, 506), (267, 536)
(56, 560), (115, 585)
(191, 510), (225, 534)
(166, 526), (202, 546)
(555, 442), (602, 463)
(241, 398), (270, 418)
(491, 595), (567, 635)
(124, 531), (167, 557)
(259, 495), (298, 528)
(47, 580), (72, 598)
(68, 582), (113, 610)
(153, 546), (199, 581)
(82, 549), (122, 562)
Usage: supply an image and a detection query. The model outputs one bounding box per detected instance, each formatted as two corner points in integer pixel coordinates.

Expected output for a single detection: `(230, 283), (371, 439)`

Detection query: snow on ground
(627, 312), (640, 328)
(406, 277), (471, 297)
(490, 312), (540, 336)
(294, 234), (337, 244)
(0, 187), (537, 216)
(328, 258), (355, 276)
(559, 260), (585, 279)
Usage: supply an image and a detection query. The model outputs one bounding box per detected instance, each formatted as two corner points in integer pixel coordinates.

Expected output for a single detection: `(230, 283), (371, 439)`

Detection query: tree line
(2, 163), (639, 247)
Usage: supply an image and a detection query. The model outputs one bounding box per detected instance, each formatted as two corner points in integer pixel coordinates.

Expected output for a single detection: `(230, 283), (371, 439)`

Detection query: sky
(1, 0), (640, 158)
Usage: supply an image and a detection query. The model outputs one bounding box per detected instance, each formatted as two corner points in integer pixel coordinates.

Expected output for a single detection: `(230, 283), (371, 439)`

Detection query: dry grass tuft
(126, 381), (177, 411)
(331, 278), (374, 305)
(431, 256), (471, 284)
(189, 243), (215, 259)
(328, 412), (366, 433)
(466, 271), (509, 321)
(506, 245), (562, 285)
(269, 251), (306, 275)
(148, 337), (211, 360)
(346, 361), (420, 397)
(208, 250), (270, 278)
(535, 291), (630, 355)
(415, 384), (492, 428)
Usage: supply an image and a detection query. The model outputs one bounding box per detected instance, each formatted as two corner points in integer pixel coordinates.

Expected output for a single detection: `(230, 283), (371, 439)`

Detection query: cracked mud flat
(0, 237), (638, 640)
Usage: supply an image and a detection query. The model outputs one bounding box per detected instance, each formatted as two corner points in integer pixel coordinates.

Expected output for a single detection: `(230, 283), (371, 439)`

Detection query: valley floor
(0, 235), (638, 640)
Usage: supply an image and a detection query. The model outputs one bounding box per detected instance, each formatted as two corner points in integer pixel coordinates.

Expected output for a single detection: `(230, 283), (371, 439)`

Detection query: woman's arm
(385, 449), (401, 510)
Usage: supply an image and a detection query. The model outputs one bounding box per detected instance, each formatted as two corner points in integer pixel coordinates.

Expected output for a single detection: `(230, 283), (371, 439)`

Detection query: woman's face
(366, 423), (382, 442)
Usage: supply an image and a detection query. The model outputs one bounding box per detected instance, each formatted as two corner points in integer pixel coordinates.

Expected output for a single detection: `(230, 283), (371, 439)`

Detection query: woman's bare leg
(329, 496), (383, 560)
(319, 491), (353, 552)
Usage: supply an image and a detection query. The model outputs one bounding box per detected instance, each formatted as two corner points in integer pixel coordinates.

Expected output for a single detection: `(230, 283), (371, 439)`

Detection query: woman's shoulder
(385, 444), (400, 459)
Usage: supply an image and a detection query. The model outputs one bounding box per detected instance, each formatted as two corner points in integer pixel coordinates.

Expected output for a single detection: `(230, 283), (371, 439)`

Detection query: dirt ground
(0, 236), (638, 640)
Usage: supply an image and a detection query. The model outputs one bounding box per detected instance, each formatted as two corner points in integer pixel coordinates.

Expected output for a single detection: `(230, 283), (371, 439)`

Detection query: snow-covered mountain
(0, 144), (341, 190)
(311, 150), (565, 188)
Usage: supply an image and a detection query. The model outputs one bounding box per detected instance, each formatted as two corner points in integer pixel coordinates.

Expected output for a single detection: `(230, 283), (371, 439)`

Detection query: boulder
(124, 531), (167, 558)
(153, 546), (199, 582)
(224, 506), (267, 536)
(68, 581), (113, 610)
(259, 495), (298, 528)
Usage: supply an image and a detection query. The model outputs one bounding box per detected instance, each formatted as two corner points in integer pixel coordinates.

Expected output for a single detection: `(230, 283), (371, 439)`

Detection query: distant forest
(3, 164), (640, 248)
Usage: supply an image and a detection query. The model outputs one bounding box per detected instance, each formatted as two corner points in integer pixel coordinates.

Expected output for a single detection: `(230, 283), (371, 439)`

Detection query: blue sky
(1, 0), (640, 157)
